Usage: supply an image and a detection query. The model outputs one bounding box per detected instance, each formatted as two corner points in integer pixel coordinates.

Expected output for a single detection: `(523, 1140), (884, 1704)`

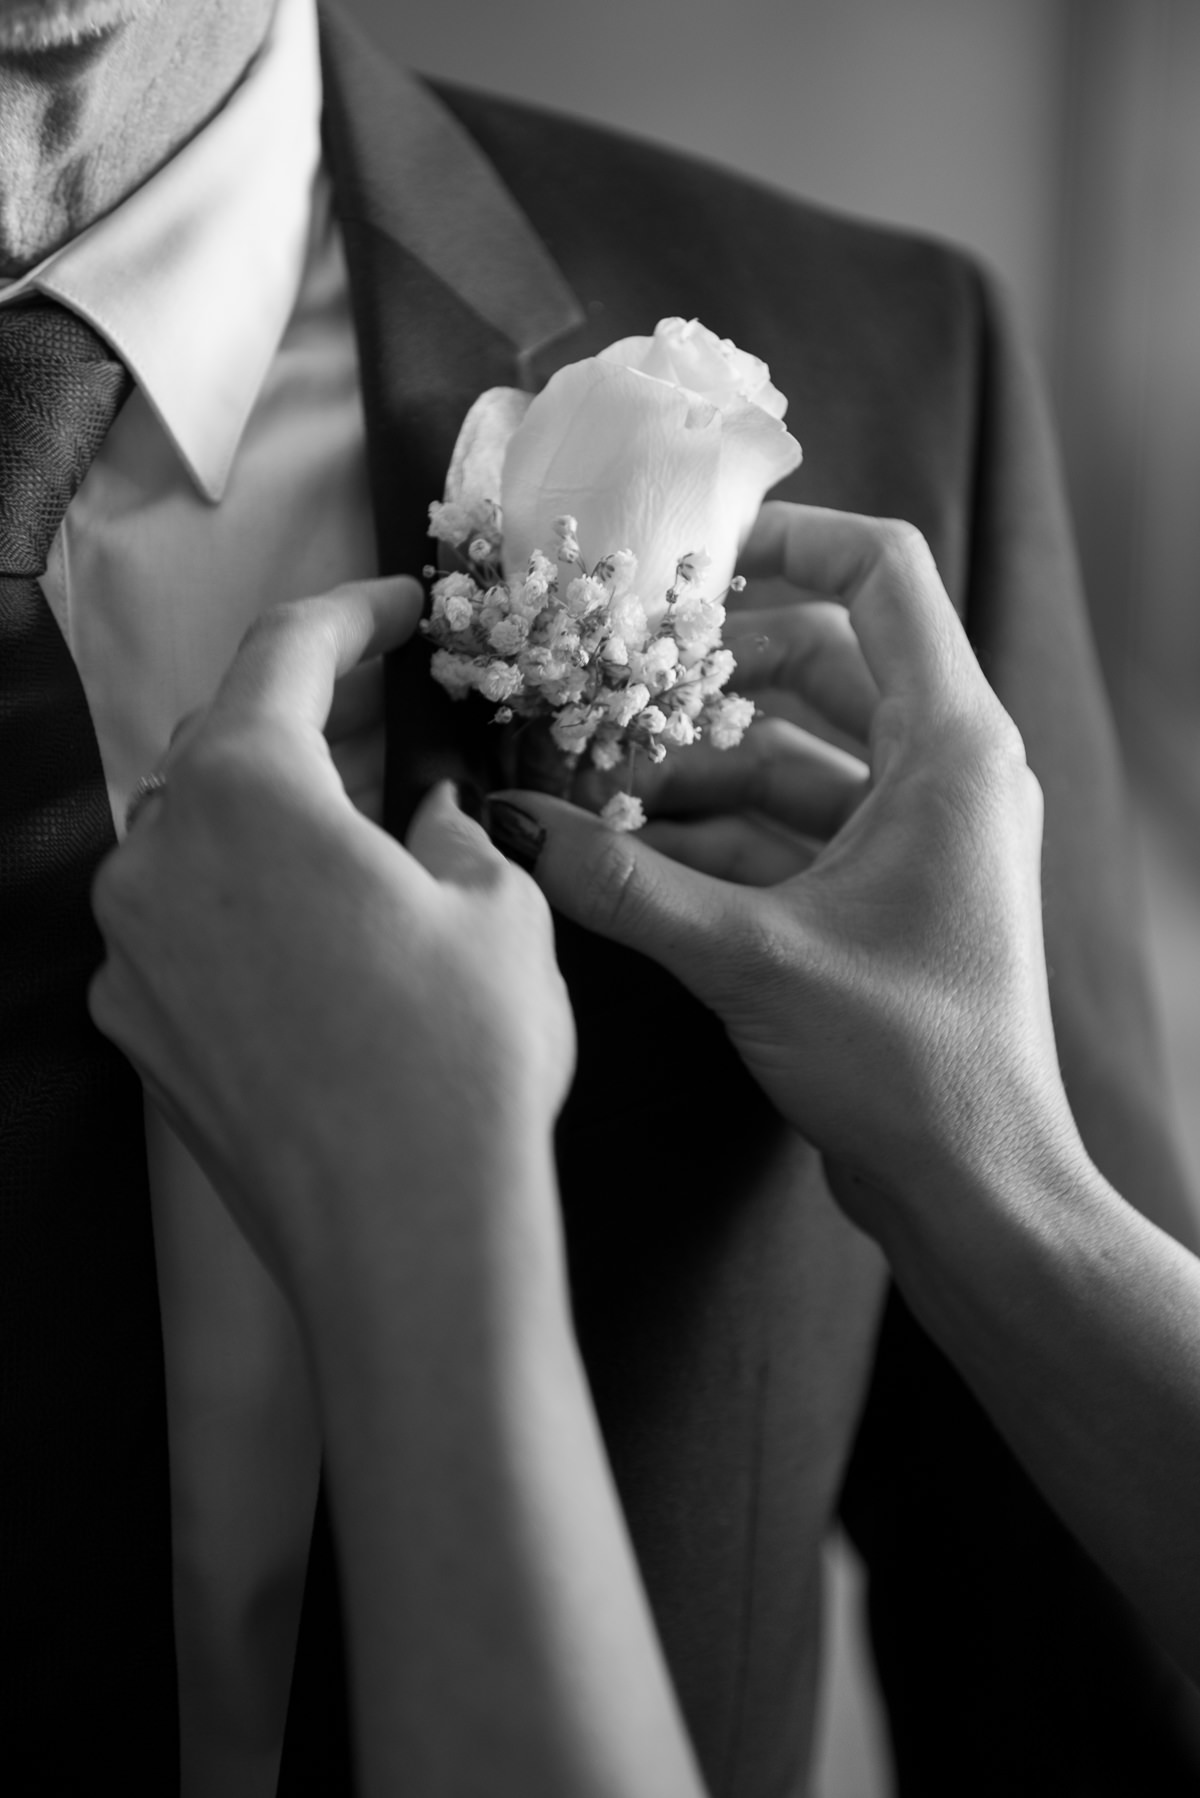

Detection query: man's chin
(0, 0), (147, 57)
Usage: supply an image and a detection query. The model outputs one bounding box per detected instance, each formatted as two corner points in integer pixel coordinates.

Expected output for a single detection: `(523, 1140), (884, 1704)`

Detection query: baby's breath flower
(423, 497), (754, 834)
(671, 591), (726, 659)
(630, 637), (679, 688)
(609, 590), (649, 653)
(551, 704), (600, 755)
(429, 648), (481, 697)
(488, 615), (529, 654)
(601, 792), (646, 833)
(660, 710), (696, 747)
(510, 581), (546, 619)
(478, 660), (524, 704)
(427, 500), (474, 544)
(434, 571), (477, 600)
(591, 736), (624, 772)
(566, 574), (608, 618)
(554, 516), (582, 562)
(707, 694), (756, 749)
(676, 549), (712, 587)
(699, 648), (736, 693)
(606, 549), (638, 596)
(608, 682), (650, 727)
(673, 680), (706, 719)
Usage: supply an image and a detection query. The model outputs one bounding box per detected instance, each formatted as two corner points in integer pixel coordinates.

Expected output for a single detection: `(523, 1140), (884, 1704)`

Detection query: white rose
(444, 317), (801, 628)
(599, 316), (788, 421)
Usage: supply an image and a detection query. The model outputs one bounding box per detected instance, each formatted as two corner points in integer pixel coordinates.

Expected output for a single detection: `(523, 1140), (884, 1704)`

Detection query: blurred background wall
(345, 0), (1065, 346)
(338, 2), (1200, 1792)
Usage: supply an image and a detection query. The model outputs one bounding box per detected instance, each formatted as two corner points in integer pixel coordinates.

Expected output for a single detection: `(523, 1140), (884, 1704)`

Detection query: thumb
(489, 788), (748, 1001)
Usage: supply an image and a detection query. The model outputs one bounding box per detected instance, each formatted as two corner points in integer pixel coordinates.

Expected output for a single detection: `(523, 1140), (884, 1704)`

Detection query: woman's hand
(89, 575), (575, 1303)
(496, 502), (1080, 1221)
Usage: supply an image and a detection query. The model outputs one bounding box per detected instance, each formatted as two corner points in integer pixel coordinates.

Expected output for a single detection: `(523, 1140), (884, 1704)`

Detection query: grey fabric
(0, 302), (131, 576)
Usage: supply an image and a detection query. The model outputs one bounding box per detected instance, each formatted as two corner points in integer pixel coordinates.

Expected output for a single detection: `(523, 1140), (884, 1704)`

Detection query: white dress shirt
(0, 0), (377, 1791)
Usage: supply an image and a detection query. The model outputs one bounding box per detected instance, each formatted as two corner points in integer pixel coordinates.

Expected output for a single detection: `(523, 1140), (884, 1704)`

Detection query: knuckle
(941, 690), (1025, 777)
(986, 711), (1033, 790)
(723, 893), (785, 992)
(951, 715), (1041, 842)
(581, 832), (644, 933)
(238, 594), (341, 667)
(175, 724), (269, 812)
(171, 732), (235, 801)
(873, 516), (930, 568)
(238, 600), (293, 651)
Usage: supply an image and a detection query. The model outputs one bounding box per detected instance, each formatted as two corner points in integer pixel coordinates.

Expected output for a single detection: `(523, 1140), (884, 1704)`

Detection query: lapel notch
(318, 2), (585, 827)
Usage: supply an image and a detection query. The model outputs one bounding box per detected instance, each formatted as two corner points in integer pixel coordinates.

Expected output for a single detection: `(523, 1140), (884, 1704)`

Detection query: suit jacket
(9, 6), (1200, 1794)
(292, 11), (1200, 1796)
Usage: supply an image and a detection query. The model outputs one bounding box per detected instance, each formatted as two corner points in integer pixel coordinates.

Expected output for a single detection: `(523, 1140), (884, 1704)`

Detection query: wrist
(840, 1041), (1083, 1245)
(858, 1102), (1107, 1333)
(291, 1117), (567, 1365)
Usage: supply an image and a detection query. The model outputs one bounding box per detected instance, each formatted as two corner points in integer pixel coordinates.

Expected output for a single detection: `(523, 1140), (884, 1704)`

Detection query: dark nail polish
(485, 798), (546, 873)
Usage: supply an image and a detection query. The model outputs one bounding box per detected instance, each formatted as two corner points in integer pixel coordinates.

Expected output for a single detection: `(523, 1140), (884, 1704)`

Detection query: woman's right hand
(497, 502), (1081, 1219)
(88, 578), (575, 1307)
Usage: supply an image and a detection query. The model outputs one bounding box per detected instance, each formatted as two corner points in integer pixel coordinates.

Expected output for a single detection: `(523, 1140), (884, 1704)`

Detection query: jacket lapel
(318, 4), (585, 829)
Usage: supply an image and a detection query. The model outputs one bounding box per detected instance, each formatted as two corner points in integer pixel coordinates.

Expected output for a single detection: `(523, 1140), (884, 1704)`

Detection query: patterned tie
(0, 301), (178, 1785)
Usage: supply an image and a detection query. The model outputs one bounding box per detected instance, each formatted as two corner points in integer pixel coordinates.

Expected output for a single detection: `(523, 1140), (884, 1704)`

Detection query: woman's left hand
(492, 503), (1070, 1225)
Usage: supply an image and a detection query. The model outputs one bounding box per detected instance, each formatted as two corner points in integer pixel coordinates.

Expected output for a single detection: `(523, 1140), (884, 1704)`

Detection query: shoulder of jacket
(422, 74), (985, 303)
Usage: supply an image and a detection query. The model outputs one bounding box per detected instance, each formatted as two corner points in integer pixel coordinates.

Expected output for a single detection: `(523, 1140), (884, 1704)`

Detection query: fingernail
(485, 798), (546, 873)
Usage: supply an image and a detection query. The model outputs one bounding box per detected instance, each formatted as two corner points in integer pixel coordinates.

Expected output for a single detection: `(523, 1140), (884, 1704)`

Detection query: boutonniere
(422, 317), (802, 829)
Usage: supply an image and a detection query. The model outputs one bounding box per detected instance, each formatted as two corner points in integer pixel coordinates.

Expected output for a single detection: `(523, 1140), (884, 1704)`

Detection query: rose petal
(599, 317), (789, 420)
(501, 357), (800, 622)
(445, 386), (532, 515)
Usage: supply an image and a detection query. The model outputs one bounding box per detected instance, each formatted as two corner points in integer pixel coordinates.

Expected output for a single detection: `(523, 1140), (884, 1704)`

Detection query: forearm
(298, 1134), (703, 1798)
(868, 1133), (1200, 1674)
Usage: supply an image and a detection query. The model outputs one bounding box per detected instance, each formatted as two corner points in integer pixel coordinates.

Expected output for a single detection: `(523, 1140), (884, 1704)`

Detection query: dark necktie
(0, 301), (178, 1785)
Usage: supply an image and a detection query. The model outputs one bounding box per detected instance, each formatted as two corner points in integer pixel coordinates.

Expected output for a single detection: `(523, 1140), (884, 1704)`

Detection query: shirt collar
(1, 0), (322, 503)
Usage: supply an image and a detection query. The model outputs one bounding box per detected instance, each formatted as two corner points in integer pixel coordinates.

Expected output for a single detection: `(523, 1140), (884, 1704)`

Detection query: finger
(406, 780), (508, 886)
(722, 604), (878, 741)
(490, 788), (751, 997)
(740, 503), (983, 711)
(208, 575), (424, 737)
(637, 717), (868, 839)
(738, 501), (906, 593)
(642, 814), (817, 886)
